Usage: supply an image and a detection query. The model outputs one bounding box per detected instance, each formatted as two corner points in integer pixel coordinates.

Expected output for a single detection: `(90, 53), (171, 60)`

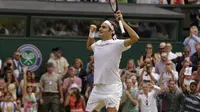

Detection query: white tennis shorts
(86, 83), (122, 112)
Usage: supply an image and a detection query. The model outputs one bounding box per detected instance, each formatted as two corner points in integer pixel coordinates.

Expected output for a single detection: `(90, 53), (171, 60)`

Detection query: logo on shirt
(17, 44), (42, 71)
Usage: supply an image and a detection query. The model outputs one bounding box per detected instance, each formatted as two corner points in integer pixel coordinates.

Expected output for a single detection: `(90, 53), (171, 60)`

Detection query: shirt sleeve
(115, 39), (128, 52)
(153, 85), (161, 97)
(183, 38), (190, 46)
(192, 34), (200, 43)
(152, 73), (160, 82)
(122, 45), (131, 52)
(63, 58), (69, 68)
(172, 70), (179, 80)
(63, 79), (68, 90)
(78, 78), (82, 88)
(91, 40), (101, 51)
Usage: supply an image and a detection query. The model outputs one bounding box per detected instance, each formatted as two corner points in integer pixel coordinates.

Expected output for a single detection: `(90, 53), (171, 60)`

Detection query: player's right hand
(90, 24), (97, 33)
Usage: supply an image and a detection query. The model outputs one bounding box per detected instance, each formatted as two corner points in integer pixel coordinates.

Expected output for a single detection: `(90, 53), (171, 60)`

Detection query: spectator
(86, 54), (94, 73)
(72, 58), (87, 94)
(190, 43), (200, 71)
(170, 0), (185, 4)
(0, 25), (9, 35)
(121, 59), (136, 76)
(139, 58), (159, 84)
(4, 70), (19, 100)
(20, 70), (40, 98)
(155, 42), (167, 60)
(180, 67), (195, 92)
(182, 81), (200, 112)
(63, 66), (82, 94)
(54, 20), (68, 36)
(166, 43), (177, 60)
(172, 46), (191, 73)
(192, 63), (200, 82)
(1, 58), (14, 76)
(65, 83), (86, 112)
(129, 75), (138, 89)
(39, 62), (64, 112)
(121, 78), (138, 112)
(0, 91), (20, 112)
(159, 60), (178, 89)
(139, 43), (158, 68)
(12, 51), (23, 81)
(85, 61), (94, 99)
(159, 79), (184, 112)
(48, 47), (69, 78)
(155, 52), (169, 75)
(22, 67), (37, 112)
(183, 26), (200, 56)
(138, 82), (161, 112)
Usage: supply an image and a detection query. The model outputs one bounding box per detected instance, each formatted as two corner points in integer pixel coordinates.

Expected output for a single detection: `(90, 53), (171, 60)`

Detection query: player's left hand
(114, 10), (124, 21)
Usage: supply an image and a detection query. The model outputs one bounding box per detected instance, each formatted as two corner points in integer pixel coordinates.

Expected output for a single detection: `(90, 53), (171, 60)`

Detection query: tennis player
(86, 11), (139, 112)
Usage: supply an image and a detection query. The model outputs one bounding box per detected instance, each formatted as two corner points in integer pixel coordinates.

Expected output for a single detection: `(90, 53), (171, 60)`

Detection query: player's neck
(102, 36), (112, 41)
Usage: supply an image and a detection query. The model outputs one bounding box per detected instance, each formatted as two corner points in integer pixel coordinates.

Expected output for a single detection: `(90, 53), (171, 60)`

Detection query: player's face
(99, 23), (112, 39)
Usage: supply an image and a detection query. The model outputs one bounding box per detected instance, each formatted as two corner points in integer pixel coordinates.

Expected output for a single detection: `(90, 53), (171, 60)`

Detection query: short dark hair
(168, 79), (176, 84)
(190, 81), (198, 87)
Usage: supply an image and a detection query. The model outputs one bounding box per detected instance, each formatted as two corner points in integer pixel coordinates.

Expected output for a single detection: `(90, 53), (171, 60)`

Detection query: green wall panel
(0, 38), (184, 79)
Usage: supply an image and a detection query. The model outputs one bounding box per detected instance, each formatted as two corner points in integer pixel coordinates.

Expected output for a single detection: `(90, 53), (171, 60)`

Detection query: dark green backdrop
(0, 38), (183, 79)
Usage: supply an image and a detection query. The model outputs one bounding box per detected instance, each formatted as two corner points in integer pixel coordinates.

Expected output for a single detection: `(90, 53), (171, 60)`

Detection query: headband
(103, 20), (117, 40)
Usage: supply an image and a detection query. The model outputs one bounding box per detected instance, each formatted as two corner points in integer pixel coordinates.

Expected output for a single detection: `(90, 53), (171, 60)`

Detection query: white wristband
(89, 31), (95, 38)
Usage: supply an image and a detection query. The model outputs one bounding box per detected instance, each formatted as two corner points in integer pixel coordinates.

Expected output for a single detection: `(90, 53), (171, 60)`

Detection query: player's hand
(90, 24), (97, 33)
(115, 10), (123, 21)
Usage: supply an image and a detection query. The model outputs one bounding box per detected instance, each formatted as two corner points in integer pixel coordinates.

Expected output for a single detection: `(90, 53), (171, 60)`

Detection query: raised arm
(23, 67), (28, 96)
(192, 34), (200, 43)
(115, 11), (139, 47)
(126, 90), (138, 105)
(87, 25), (97, 51)
(153, 85), (161, 97)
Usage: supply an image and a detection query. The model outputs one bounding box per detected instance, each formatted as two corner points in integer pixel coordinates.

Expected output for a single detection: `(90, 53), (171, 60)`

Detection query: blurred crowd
(0, 25), (200, 112)
(0, 22), (24, 36)
(0, 12), (199, 39)
(32, 19), (173, 39)
(39, 0), (200, 4)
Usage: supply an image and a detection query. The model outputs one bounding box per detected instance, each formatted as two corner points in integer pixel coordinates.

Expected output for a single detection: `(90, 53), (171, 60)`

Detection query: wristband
(89, 30), (95, 38)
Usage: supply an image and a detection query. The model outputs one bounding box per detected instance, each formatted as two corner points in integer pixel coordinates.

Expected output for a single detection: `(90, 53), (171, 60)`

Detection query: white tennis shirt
(91, 39), (128, 85)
